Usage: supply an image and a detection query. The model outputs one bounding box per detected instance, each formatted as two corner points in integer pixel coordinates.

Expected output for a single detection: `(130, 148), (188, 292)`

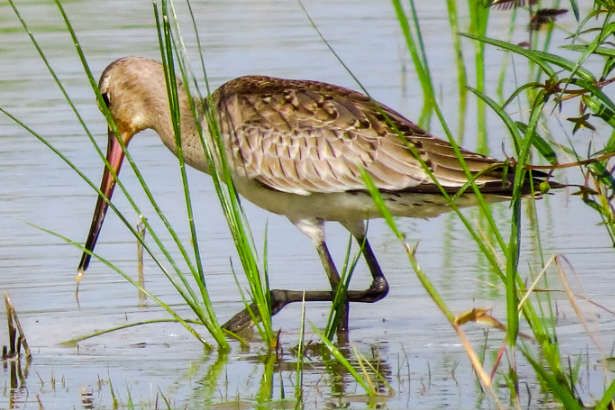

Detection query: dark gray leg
(316, 240), (349, 334)
(222, 220), (389, 334)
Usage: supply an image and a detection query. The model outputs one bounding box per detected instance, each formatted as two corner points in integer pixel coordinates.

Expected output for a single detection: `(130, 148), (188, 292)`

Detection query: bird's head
(77, 57), (173, 278)
(98, 57), (169, 138)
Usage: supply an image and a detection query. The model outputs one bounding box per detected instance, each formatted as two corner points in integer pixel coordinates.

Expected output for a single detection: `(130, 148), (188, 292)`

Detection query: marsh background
(1, 1), (613, 408)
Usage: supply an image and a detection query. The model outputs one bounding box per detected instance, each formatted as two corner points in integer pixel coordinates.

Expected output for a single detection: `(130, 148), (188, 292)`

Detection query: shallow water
(1, 1), (613, 408)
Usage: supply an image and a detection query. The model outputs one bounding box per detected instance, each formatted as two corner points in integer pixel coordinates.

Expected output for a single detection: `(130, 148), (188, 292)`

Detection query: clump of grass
(298, 2), (612, 405)
(155, 0), (275, 346)
(313, 324), (393, 402)
(3, 0), (613, 407)
(386, 0), (614, 407)
(4, 0), (280, 351)
(5, 0), (233, 349)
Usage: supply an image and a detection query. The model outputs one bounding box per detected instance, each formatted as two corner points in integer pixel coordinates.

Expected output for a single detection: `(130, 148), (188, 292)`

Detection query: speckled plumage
(215, 75), (514, 196)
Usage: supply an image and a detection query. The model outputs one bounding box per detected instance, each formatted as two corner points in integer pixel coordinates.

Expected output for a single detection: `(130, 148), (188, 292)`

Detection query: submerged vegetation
(1, 0), (614, 408)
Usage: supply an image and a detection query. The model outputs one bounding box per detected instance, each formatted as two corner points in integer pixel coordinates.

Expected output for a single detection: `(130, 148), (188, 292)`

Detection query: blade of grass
(461, 33), (595, 82)
(36, 224), (212, 348)
(594, 379), (615, 410)
(256, 350), (276, 404)
(62, 318), (203, 346)
(361, 170), (502, 403)
(45, 0), (229, 346)
(520, 345), (582, 409)
(294, 295), (306, 408)
(391, 0), (434, 127)
(505, 90), (548, 346)
(324, 234), (362, 339)
(156, 0), (275, 345)
(496, 7), (518, 103)
(154, 0), (226, 346)
(467, 0), (490, 153)
(445, 0), (468, 139)
(312, 324), (377, 398)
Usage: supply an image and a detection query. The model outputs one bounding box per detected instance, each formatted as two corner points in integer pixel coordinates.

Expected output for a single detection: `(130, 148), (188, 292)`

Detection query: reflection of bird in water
(77, 57), (557, 333)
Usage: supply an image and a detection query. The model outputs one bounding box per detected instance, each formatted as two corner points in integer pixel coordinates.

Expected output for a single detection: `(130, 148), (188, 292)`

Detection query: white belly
(233, 175), (506, 222)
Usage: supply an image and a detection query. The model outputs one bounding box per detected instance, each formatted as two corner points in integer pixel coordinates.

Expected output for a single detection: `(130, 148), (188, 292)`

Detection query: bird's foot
(222, 289), (295, 334)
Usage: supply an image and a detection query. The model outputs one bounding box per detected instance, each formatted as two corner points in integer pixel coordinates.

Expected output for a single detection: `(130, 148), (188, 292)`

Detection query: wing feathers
(215, 76), (513, 196)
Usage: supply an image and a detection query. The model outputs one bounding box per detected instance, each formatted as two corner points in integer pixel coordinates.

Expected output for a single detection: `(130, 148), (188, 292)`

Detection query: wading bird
(78, 57), (556, 334)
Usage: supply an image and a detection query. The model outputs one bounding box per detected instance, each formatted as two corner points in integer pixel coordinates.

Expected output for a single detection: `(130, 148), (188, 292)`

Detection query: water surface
(1, 1), (613, 408)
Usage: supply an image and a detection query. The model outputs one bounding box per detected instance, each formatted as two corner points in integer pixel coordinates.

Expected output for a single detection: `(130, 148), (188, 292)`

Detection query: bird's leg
(222, 288), (332, 334)
(222, 220), (389, 335)
(350, 234), (389, 303)
(222, 239), (349, 336)
(223, 218), (348, 335)
(315, 239), (349, 335)
(296, 218), (349, 333)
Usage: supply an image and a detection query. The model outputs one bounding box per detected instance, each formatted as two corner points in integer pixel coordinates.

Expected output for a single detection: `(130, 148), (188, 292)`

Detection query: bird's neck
(154, 94), (212, 174)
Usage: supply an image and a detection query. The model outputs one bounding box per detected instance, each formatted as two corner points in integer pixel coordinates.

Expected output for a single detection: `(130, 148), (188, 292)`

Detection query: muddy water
(1, 1), (613, 408)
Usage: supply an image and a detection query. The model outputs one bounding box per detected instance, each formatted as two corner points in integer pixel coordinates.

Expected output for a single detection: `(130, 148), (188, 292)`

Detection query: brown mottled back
(213, 75), (523, 196)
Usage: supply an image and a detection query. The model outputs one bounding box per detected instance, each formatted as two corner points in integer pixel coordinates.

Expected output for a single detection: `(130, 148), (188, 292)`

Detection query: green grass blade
(583, 94), (615, 133)
(467, 0), (489, 153)
(312, 325), (376, 397)
(462, 33), (597, 81)
(62, 318), (202, 346)
(562, 44), (615, 58)
(324, 234), (361, 339)
(468, 86), (523, 155)
(514, 122), (558, 165)
(521, 346), (582, 409)
(568, 0), (580, 21)
(567, 78), (615, 112)
(294, 296), (306, 408)
(595, 379), (615, 410)
(501, 82), (544, 110)
(360, 169), (403, 240)
(154, 1), (226, 345)
(36, 224), (212, 348)
(390, 0), (434, 127)
(445, 0), (468, 138)
(496, 7), (518, 103)
(256, 352), (276, 404)
(506, 91), (547, 346)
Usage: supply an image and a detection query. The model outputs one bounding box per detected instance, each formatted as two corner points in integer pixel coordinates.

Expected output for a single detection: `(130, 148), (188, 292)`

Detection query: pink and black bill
(77, 128), (126, 275)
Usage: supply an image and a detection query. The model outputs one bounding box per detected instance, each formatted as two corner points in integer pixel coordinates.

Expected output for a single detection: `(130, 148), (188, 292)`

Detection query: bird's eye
(102, 92), (111, 107)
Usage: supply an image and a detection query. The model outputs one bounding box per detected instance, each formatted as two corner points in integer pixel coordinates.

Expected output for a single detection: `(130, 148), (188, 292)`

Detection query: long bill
(77, 128), (127, 280)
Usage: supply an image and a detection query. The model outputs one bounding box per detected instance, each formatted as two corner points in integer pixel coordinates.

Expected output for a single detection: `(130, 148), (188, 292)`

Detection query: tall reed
(468, 0), (490, 153)
(155, 0), (276, 345)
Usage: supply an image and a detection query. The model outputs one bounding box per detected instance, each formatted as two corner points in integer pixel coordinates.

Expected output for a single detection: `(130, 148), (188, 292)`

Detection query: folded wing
(215, 76), (513, 196)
